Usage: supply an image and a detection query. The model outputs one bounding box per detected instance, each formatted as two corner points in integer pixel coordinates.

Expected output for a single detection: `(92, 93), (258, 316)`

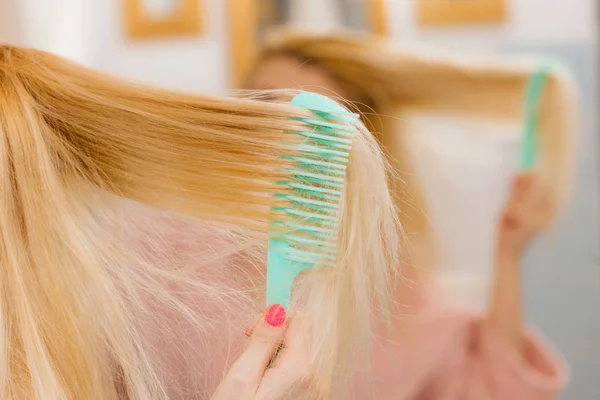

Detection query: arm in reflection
(489, 173), (555, 353)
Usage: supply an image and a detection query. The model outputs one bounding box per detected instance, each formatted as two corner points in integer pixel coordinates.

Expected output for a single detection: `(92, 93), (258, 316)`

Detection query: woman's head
(246, 55), (348, 100)
(245, 33), (403, 116)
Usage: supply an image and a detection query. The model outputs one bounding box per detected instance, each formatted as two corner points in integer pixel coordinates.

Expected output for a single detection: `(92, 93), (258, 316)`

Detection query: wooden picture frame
(368, 0), (387, 36)
(123, 0), (203, 39)
(418, 0), (506, 26)
(227, 0), (388, 87)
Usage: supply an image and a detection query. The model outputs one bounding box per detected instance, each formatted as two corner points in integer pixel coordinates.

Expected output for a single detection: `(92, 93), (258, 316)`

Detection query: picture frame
(227, 0), (388, 87)
(123, 0), (203, 39)
(418, 0), (506, 26)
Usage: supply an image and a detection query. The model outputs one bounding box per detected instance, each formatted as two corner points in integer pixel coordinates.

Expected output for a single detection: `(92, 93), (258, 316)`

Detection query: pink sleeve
(427, 311), (569, 400)
(475, 320), (568, 398)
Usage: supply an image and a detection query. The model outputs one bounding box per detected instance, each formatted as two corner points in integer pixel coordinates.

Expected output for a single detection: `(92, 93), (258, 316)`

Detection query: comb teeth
(273, 103), (358, 268)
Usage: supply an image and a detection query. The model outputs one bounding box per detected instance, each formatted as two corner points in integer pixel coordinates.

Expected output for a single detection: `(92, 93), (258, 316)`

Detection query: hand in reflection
(498, 173), (553, 258)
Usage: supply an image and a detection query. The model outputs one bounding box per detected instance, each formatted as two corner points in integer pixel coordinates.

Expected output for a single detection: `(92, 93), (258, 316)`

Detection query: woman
(246, 31), (576, 399)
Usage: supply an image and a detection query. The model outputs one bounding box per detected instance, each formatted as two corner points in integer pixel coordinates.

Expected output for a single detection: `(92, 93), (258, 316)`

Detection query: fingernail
(264, 304), (286, 327)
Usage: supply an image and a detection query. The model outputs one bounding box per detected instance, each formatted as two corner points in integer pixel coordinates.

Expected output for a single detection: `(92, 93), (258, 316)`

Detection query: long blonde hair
(0, 45), (400, 399)
(253, 32), (578, 250)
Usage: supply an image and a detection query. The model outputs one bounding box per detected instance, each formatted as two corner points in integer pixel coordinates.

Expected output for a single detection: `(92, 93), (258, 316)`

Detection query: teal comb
(521, 64), (550, 170)
(266, 92), (360, 310)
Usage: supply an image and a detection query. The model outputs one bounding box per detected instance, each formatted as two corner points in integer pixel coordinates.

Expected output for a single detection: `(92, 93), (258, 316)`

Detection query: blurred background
(1, 0), (599, 398)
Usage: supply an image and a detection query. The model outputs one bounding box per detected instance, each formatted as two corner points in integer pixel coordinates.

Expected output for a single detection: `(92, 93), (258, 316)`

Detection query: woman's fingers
(512, 173), (533, 201)
(500, 173), (554, 249)
(515, 174), (553, 225)
(255, 314), (311, 400)
(211, 307), (310, 400)
(210, 305), (287, 400)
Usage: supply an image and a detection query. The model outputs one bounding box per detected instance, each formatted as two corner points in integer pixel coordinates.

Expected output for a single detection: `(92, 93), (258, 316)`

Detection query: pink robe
(356, 296), (568, 399)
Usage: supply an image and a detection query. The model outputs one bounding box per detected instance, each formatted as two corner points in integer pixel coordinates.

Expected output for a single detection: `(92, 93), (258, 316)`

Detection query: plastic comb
(266, 92), (360, 310)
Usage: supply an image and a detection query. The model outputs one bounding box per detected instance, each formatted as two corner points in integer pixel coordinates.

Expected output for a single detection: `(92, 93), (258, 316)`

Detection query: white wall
(0, 0), (23, 45)
(19, 0), (86, 62)
(17, 0), (229, 94)
(82, 0), (229, 94)
(389, 0), (596, 48)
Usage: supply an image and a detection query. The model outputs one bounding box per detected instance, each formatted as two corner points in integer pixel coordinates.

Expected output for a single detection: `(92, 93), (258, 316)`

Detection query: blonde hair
(0, 45), (400, 399)
(253, 32), (578, 249)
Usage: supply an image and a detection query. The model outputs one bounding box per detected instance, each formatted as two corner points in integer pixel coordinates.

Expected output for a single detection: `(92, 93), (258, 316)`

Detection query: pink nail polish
(264, 304), (286, 327)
